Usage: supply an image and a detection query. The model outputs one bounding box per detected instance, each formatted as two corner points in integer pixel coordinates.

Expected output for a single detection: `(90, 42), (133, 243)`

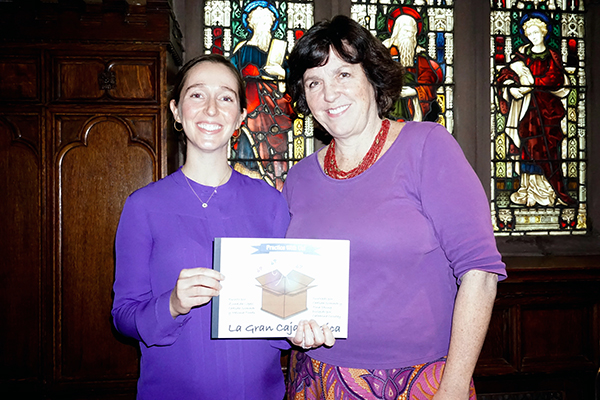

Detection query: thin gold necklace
(184, 168), (231, 208)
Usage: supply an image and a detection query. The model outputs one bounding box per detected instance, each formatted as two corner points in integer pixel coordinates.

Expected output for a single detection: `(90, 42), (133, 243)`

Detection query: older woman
(284, 16), (506, 400)
(112, 54), (301, 399)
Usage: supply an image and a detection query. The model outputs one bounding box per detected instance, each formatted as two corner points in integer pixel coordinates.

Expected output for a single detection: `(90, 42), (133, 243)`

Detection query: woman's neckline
(178, 166), (235, 190)
(316, 120), (411, 182)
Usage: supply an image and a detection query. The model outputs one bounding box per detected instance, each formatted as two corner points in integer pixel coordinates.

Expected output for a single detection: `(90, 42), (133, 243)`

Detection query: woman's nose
(322, 81), (339, 102)
(205, 96), (218, 116)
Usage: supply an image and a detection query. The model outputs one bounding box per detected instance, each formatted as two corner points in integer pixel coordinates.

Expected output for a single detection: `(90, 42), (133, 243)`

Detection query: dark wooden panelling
(0, 1), (179, 52)
(57, 59), (105, 100)
(55, 115), (154, 381)
(475, 259), (600, 400)
(0, 44), (172, 400)
(108, 61), (156, 100)
(124, 116), (158, 149)
(54, 56), (158, 103)
(0, 57), (40, 101)
(475, 370), (596, 400)
(478, 306), (516, 375)
(0, 113), (42, 383)
(521, 304), (594, 371)
(479, 392), (563, 400)
(0, 2), (179, 398)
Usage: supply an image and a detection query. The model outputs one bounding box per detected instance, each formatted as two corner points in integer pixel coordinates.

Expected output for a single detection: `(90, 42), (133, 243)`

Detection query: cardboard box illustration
(256, 270), (315, 319)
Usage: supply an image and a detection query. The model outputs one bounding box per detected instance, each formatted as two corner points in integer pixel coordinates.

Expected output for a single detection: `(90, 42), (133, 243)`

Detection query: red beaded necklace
(323, 119), (391, 180)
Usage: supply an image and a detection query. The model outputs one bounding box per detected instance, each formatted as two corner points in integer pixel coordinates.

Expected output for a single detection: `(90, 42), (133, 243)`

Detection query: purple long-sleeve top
(112, 168), (290, 399)
(283, 121), (506, 369)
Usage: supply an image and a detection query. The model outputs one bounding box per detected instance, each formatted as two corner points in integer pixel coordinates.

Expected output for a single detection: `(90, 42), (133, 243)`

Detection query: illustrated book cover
(211, 237), (350, 339)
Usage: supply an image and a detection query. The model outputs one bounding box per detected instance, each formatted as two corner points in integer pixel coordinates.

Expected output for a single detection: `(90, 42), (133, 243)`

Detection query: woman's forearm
(436, 269), (498, 399)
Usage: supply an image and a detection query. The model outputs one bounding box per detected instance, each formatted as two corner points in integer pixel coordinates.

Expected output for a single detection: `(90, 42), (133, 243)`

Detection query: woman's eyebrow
(184, 83), (237, 95)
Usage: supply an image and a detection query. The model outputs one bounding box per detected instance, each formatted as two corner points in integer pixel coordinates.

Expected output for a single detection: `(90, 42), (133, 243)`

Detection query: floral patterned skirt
(286, 350), (476, 400)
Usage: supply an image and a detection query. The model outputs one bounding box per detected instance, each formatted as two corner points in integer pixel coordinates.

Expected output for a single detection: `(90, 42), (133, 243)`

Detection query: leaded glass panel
(351, 0), (455, 133)
(204, 0), (314, 190)
(490, 0), (587, 235)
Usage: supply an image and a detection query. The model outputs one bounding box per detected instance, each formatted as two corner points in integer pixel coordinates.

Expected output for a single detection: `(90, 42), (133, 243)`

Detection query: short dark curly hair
(287, 15), (404, 119)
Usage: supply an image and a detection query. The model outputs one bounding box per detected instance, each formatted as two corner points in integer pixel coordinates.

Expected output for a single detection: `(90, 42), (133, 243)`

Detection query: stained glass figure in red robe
(382, 7), (444, 122)
(496, 14), (574, 206)
(230, 1), (295, 190)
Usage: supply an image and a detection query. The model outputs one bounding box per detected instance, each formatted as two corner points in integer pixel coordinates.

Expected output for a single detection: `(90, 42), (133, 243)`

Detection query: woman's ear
(169, 99), (180, 122)
(237, 108), (248, 129)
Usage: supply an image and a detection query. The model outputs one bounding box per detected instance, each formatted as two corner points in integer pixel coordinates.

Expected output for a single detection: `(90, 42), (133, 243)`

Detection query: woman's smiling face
(170, 61), (247, 157)
(302, 48), (379, 141)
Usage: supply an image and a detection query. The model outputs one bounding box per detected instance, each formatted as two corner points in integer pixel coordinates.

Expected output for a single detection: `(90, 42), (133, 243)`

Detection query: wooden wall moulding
(124, 0), (148, 26)
(0, 112), (43, 155)
(0, 54), (42, 103)
(0, 36), (175, 397)
(474, 257), (600, 400)
(52, 113), (158, 159)
(52, 53), (159, 103)
(0, 1), (176, 46)
(52, 113), (155, 383)
(479, 392), (564, 400)
(0, 112), (43, 387)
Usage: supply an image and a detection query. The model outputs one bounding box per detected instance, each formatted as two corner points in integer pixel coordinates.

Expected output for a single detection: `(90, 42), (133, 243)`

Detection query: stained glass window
(351, 0), (455, 133)
(490, 0), (586, 235)
(204, 0), (314, 190)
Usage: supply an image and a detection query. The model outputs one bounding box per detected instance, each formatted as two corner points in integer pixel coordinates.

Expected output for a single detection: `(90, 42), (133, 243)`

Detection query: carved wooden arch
(53, 113), (154, 380)
(0, 114), (41, 157)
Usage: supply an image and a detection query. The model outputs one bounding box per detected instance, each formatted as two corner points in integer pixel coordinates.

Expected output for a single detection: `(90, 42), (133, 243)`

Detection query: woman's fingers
(322, 324), (336, 347)
(306, 319), (335, 347)
(170, 267), (225, 318)
(291, 320), (305, 347)
(180, 267), (225, 283)
(303, 320), (321, 347)
(289, 320), (336, 349)
(180, 267), (224, 292)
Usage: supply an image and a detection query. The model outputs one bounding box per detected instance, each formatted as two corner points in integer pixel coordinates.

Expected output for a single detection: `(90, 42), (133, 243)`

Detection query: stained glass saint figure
(495, 13), (573, 207)
(383, 7), (444, 122)
(230, 0), (295, 190)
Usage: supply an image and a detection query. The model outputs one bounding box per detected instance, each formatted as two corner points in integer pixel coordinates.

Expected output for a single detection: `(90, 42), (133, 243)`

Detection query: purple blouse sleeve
(418, 124), (506, 281)
(272, 192), (291, 238)
(111, 195), (190, 347)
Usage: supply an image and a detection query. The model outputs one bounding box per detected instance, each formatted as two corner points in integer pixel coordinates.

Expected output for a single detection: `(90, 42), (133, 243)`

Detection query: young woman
(112, 54), (297, 399)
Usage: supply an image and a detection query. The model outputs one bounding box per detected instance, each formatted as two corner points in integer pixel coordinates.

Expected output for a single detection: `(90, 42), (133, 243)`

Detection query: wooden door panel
(57, 60), (106, 100)
(0, 57), (40, 101)
(477, 306), (516, 374)
(0, 114), (42, 381)
(55, 114), (156, 381)
(521, 304), (594, 371)
(474, 268), (600, 400)
(107, 61), (155, 101)
(54, 57), (157, 103)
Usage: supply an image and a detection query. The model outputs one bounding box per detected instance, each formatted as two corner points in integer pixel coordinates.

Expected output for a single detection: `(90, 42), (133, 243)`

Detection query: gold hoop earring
(174, 121), (183, 132)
